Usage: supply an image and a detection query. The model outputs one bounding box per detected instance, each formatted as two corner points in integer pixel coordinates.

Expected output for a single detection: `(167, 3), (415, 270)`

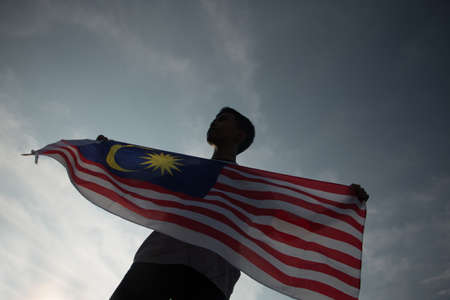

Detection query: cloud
(233, 273), (290, 300)
(0, 68), (23, 106)
(0, 0), (52, 37)
(437, 288), (450, 297)
(1, 1), (194, 79)
(0, 104), (151, 299)
(200, 0), (263, 125)
(421, 268), (450, 285)
(59, 2), (196, 80)
(39, 100), (71, 119)
(359, 173), (450, 300)
(316, 169), (341, 184)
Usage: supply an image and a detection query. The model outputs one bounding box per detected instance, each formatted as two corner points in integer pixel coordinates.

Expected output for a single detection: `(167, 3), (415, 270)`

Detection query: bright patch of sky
(1, 1), (449, 299)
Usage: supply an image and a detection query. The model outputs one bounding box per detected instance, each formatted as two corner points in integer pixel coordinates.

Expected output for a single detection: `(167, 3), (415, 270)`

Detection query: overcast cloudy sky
(1, 1), (449, 299)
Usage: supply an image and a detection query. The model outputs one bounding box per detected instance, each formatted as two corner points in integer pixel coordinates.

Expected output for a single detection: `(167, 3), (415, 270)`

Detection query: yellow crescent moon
(106, 144), (136, 172)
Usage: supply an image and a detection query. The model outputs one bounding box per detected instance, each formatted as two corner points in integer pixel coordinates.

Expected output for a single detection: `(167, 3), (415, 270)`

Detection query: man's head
(207, 107), (255, 155)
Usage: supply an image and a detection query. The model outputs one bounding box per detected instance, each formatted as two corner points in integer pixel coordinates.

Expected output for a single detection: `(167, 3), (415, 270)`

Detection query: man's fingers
(96, 135), (108, 142)
(350, 183), (369, 202)
(359, 190), (369, 201)
(358, 189), (369, 201)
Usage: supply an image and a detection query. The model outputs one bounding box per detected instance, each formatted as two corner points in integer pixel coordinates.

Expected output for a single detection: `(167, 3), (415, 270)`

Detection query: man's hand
(350, 184), (369, 202)
(96, 135), (108, 142)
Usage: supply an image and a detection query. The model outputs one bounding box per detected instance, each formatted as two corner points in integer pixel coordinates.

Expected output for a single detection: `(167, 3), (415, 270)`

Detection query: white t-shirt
(134, 231), (241, 299)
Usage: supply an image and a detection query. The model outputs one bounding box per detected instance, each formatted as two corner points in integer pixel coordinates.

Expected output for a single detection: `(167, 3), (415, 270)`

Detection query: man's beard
(207, 127), (224, 147)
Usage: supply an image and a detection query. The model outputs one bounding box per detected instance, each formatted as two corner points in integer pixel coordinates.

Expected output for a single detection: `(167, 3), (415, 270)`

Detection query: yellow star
(140, 152), (183, 176)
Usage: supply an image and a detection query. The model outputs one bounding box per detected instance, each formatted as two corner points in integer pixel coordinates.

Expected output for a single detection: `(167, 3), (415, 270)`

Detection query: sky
(1, 1), (449, 299)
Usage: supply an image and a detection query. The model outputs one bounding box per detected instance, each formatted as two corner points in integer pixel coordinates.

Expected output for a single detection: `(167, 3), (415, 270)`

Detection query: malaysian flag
(28, 139), (366, 300)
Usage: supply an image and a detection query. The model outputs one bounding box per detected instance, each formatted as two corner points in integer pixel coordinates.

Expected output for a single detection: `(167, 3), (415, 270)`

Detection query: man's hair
(217, 107), (255, 154)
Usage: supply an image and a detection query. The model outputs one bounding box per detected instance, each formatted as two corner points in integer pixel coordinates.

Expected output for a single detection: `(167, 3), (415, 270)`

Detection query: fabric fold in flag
(30, 139), (367, 300)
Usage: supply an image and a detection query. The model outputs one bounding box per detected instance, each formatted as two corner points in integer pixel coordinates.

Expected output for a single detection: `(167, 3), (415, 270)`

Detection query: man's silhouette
(109, 107), (254, 300)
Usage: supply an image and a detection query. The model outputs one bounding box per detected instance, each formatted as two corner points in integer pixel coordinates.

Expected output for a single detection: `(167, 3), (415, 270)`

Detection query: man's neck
(211, 147), (237, 163)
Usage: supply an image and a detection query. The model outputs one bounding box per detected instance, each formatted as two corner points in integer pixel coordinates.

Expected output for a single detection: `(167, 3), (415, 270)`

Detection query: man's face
(207, 112), (242, 148)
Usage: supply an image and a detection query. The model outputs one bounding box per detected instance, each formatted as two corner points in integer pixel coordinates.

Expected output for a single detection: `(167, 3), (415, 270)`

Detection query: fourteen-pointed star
(140, 152), (183, 176)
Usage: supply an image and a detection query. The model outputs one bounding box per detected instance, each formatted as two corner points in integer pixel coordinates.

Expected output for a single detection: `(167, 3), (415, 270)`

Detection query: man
(108, 107), (255, 300)
(105, 107), (368, 299)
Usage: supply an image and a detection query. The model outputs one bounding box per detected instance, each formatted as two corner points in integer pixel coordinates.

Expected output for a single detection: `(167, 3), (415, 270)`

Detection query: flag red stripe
(227, 164), (353, 196)
(47, 147), (360, 283)
(56, 144), (362, 250)
(222, 167), (366, 218)
(214, 182), (362, 249)
(46, 149), (358, 300)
